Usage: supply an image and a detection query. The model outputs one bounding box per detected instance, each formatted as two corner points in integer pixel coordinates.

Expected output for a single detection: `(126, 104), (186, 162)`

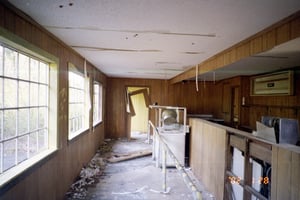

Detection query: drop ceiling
(7, 0), (300, 79)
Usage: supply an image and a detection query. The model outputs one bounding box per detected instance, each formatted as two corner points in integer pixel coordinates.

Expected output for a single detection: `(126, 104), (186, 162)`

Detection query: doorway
(126, 87), (150, 139)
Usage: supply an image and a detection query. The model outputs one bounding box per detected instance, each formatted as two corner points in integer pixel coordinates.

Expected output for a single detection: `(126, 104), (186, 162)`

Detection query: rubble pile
(65, 139), (113, 199)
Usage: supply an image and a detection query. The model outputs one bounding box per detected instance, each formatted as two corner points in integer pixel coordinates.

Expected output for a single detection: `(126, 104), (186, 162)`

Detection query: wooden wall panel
(106, 78), (224, 138)
(272, 146), (300, 200)
(189, 119), (227, 200)
(106, 78), (168, 138)
(291, 17), (300, 39)
(0, 2), (107, 200)
(242, 69), (300, 130)
(276, 23), (291, 45)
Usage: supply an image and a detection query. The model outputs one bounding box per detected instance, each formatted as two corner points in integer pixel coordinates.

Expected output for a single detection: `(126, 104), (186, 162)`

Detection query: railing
(148, 120), (202, 200)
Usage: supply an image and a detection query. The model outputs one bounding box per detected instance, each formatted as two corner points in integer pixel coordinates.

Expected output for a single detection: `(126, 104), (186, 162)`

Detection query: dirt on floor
(65, 133), (215, 200)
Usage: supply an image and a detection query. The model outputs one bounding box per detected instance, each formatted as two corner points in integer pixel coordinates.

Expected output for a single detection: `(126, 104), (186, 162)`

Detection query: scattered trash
(65, 140), (114, 199)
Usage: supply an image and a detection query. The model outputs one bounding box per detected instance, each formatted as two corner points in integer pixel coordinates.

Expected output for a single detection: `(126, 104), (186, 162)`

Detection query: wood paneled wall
(240, 69), (300, 130)
(167, 81), (223, 117)
(106, 78), (168, 139)
(106, 78), (225, 139)
(0, 2), (106, 200)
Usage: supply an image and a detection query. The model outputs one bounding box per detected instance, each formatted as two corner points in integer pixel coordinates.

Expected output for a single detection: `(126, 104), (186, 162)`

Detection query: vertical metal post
(147, 121), (150, 144)
(156, 134), (159, 168)
(162, 145), (167, 192)
(152, 124), (155, 160)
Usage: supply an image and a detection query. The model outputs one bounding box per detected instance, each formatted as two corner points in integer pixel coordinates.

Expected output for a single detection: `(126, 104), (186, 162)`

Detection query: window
(68, 63), (90, 139)
(0, 39), (57, 182)
(93, 81), (103, 125)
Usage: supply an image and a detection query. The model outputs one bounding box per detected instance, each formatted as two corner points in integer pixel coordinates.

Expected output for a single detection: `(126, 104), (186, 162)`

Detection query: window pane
(0, 46), (3, 75)
(69, 72), (84, 89)
(38, 129), (47, 151)
(0, 111), (2, 141)
(18, 53), (29, 80)
(3, 139), (16, 171)
(39, 85), (48, 106)
(29, 108), (38, 132)
(4, 48), (17, 78)
(30, 83), (38, 106)
(4, 79), (17, 108)
(39, 62), (48, 84)
(18, 109), (29, 135)
(29, 132), (37, 157)
(30, 58), (39, 82)
(17, 135), (28, 163)
(19, 81), (29, 107)
(38, 107), (47, 129)
(0, 78), (3, 108)
(3, 110), (16, 140)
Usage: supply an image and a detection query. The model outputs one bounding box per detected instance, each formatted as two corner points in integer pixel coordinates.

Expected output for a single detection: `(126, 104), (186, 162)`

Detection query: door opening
(126, 87), (150, 139)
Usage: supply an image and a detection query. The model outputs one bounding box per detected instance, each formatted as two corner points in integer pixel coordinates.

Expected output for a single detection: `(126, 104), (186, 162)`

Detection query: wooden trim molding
(169, 10), (300, 84)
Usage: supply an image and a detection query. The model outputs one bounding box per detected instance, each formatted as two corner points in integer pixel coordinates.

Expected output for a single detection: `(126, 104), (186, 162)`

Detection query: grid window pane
(19, 81), (30, 107)
(30, 58), (39, 82)
(29, 132), (37, 157)
(68, 70), (86, 136)
(3, 139), (16, 171)
(38, 129), (47, 151)
(38, 107), (47, 128)
(4, 48), (17, 78)
(0, 111), (2, 140)
(18, 53), (30, 80)
(0, 78), (2, 108)
(17, 135), (28, 163)
(4, 79), (17, 108)
(0, 46), (3, 75)
(39, 85), (47, 106)
(0, 43), (50, 175)
(93, 82), (102, 124)
(3, 110), (16, 140)
(30, 83), (39, 106)
(18, 109), (29, 135)
(39, 62), (48, 84)
(29, 108), (38, 132)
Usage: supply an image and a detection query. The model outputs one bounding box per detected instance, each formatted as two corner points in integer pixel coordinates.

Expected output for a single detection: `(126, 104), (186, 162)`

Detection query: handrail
(148, 120), (202, 200)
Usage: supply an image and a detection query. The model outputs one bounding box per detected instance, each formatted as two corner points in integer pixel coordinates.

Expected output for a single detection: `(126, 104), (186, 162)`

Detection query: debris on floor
(65, 134), (216, 200)
(107, 149), (152, 163)
(65, 139), (113, 200)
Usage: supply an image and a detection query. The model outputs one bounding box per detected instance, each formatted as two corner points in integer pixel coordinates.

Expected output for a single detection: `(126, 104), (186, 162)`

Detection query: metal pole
(162, 145), (167, 192)
(147, 121), (150, 144)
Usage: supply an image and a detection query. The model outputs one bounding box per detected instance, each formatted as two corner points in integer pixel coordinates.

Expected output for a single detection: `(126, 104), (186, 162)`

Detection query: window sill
(93, 120), (103, 127)
(68, 127), (89, 141)
(0, 148), (58, 193)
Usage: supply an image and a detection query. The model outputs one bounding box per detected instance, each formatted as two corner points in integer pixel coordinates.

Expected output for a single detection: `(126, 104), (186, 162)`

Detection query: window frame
(93, 81), (103, 126)
(0, 27), (58, 187)
(68, 63), (90, 140)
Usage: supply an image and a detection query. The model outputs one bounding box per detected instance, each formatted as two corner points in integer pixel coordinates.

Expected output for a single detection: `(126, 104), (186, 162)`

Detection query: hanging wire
(196, 65), (199, 92)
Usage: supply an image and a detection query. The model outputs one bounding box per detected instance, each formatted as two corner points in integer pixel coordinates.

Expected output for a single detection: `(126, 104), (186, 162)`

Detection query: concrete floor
(66, 132), (215, 200)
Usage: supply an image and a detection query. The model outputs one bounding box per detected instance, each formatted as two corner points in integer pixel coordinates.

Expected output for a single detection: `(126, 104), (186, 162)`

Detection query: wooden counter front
(189, 118), (300, 200)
